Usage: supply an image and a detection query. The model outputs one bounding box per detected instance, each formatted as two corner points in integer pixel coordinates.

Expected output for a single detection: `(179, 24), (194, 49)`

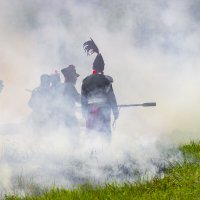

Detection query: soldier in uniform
(50, 71), (61, 90)
(49, 71), (63, 121)
(60, 65), (80, 135)
(0, 80), (3, 93)
(81, 39), (119, 138)
(28, 74), (51, 126)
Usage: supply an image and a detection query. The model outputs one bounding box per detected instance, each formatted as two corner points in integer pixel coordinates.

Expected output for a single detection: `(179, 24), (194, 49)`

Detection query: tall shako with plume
(83, 38), (105, 74)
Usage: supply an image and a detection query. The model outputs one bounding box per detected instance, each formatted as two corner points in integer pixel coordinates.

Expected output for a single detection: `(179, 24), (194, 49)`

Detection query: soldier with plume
(81, 38), (119, 138)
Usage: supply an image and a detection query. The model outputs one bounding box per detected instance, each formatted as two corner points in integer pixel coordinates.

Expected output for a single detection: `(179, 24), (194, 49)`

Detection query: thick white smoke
(0, 0), (199, 196)
(0, 123), (181, 196)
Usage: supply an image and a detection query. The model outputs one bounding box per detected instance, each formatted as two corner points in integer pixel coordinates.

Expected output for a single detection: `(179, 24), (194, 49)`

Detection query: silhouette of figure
(28, 74), (51, 126)
(81, 39), (119, 138)
(49, 71), (63, 121)
(60, 65), (80, 135)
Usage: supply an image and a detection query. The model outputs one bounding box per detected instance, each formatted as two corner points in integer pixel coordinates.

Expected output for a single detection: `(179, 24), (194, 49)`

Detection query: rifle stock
(118, 102), (156, 108)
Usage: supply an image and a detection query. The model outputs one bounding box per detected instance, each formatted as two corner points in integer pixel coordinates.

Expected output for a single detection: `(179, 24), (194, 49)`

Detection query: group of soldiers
(29, 39), (119, 138)
(2, 39), (120, 139)
(28, 66), (81, 136)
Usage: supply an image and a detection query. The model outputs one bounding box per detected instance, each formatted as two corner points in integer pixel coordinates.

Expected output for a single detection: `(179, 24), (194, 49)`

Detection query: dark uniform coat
(61, 82), (80, 128)
(81, 73), (119, 135)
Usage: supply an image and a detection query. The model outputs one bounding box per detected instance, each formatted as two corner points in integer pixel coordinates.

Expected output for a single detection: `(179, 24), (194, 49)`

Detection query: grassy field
(4, 141), (200, 200)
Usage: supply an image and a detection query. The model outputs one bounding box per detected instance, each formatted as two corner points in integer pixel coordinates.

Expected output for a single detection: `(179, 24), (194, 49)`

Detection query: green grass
(4, 141), (200, 200)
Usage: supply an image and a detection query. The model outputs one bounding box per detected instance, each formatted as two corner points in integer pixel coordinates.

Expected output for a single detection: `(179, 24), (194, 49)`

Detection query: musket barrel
(118, 102), (156, 108)
(118, 104), (141, 108)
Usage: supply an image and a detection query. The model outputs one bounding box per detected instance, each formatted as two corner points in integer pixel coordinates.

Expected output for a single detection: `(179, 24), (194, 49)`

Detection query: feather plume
(83, 38), (99, 55)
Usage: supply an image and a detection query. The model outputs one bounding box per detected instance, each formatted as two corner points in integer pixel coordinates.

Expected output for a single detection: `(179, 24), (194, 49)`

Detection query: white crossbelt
(88, 97), (107, 104)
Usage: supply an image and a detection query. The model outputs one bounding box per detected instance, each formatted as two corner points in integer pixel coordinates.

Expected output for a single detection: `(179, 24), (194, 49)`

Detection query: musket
(118, 102), (156, 108)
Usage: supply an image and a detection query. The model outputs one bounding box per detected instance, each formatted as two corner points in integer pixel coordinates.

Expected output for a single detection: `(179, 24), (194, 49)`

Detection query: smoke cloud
(0, 0), (199, 196)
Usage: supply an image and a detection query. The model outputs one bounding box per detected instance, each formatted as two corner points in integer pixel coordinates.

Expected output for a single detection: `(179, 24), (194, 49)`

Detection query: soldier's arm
(28, 89), (37, 109)
(104, 76), (119, 119)
(69, 84), (80, 103)
(74, 88), (81, 103)
(107, 85), (119, 120)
